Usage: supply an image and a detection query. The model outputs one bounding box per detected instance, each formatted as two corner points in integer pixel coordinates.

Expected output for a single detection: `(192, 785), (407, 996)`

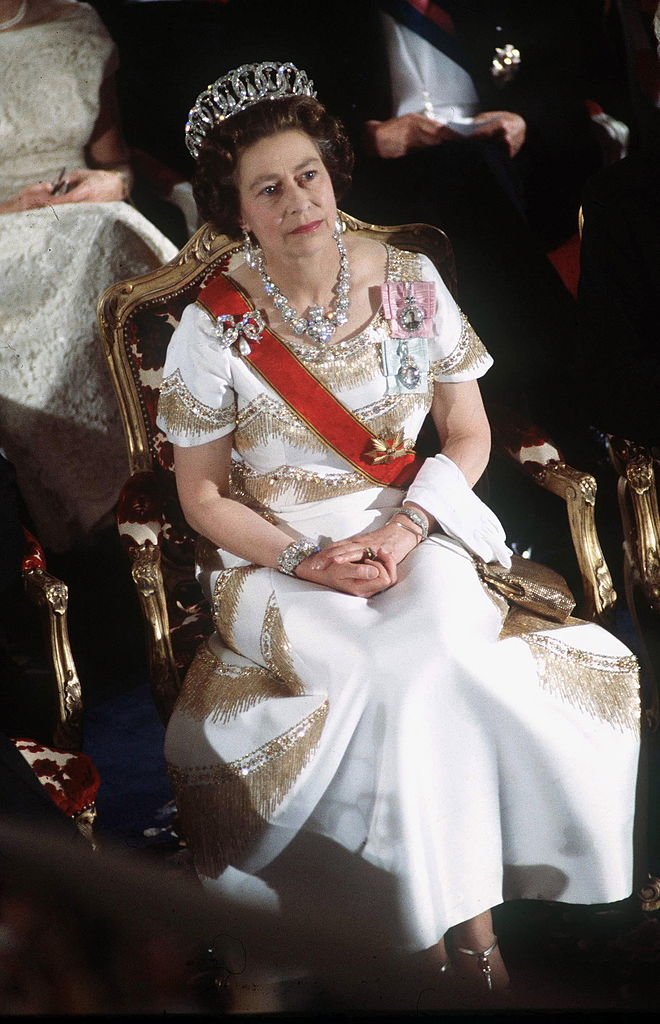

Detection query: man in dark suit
(578, 0), (660, 449)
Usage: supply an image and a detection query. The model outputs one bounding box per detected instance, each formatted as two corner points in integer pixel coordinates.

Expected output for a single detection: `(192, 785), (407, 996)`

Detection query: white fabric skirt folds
(165, 490), (640, 954)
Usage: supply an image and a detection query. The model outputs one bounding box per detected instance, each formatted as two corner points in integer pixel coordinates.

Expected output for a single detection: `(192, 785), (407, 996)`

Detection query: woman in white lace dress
(0, 0), (176, 550)
(157, 63), (640, 1007)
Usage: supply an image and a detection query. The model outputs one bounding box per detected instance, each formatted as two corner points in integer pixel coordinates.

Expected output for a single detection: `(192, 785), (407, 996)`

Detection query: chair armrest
(607, 437), (660, 727)
(608, 437), (660, 614)
(21, 529), (83, 751)
(489, 405), (617, 622)
(116, 471), (180, 721)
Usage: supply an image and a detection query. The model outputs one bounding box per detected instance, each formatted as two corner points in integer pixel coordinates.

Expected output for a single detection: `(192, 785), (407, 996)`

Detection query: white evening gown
(0, 0), (177, 550)
(157, 245), (640, 960)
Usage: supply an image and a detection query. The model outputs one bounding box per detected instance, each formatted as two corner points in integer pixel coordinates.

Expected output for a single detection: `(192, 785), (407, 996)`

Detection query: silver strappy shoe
(454, 936), (499, 991)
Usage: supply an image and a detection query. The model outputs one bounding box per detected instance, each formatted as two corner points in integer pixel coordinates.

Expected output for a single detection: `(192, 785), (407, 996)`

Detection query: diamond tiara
(185, 60), (317, 159)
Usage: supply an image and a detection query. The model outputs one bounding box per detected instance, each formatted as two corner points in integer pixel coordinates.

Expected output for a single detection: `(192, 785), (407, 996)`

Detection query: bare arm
(174, 435), (301, 568)
(173, 436), (394, 597)
(0, 75), (131, 213)
(428, 378), (491, 486)
(49, 75), (133, 204)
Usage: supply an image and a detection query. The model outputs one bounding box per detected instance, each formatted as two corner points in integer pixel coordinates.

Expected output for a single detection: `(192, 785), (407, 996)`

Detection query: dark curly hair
(192, 95), (354, 238)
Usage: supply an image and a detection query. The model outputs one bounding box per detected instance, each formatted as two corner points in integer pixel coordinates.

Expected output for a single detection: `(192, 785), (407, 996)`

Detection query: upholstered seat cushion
(12, 739), (100, 817)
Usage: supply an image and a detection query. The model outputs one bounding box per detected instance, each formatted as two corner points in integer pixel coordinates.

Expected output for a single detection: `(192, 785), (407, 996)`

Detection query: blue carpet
(83, 681), (175, 848)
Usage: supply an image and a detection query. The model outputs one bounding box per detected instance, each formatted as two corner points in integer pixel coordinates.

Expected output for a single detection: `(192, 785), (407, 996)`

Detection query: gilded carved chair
(607, 437), (660, 729)
(9, 528), (100, 841)
(97, 215), (616, 724)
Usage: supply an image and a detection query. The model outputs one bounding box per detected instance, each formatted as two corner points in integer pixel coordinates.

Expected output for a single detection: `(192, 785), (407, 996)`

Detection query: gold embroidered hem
(168, 700), (329, 878)
(430, 311), (490, 378)
(261, 591), (303, 693)
(230, 461), (374, 506)
(159, 368), (236, 437)
(523, 632), (640, 733)
(282, 328), (384, 393)
(213, 565), (259, 652)
(175, 640), (289, 724)
(386, 246), (422, 283)
(356, 391), (432, 440)
(235, 394), (328, 454)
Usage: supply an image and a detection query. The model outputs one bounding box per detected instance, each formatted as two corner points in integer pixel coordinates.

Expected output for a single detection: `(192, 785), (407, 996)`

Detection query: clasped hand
(294, 522), (419, 598)
(1, 169), (126, 213)
(364, 110), (526, 160)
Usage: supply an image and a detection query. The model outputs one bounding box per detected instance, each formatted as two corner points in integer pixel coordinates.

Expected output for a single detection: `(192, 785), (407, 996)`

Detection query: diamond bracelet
(277, 537), (321, 576)
(387, 506), (429, 541)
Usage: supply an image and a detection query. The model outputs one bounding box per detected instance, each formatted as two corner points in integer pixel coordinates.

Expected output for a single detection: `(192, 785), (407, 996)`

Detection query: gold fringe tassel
(230, 461), (372, 506)
(261, 591), (304, 694)
(431, 311), (490, 378)
(357, 391), (432, 439)
(168, 700), (329, 878)
(176, 641), (289, 724)
(159, 369), (236, 437)
(302, 343), (383, 394)
(387, 247), (422, 283)
(213, 565), (259, 651)
(235, 397), (328, 454)
(523, 632), (640, 733)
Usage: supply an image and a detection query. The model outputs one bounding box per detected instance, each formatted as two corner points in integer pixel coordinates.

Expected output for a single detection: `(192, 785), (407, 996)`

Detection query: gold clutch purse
(474, 554), (576, 623)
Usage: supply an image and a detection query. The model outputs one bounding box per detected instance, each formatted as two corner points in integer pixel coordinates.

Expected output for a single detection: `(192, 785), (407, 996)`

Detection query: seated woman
(0, 0), (176, 552)
(156, 61), (641, 1005)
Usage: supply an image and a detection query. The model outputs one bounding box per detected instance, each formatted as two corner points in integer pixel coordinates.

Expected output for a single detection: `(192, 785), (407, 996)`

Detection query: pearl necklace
(0, 0), (26, 30)
(256, 226), (350, 345)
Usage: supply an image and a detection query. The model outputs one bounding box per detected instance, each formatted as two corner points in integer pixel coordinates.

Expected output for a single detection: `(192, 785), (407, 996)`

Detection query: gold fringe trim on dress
(356, 390), (432, 439)
(431, 311), (491, 379)
(522, 632), (640, 733)
(261, 591), (303, 693)
(230, 460), (373, 506)
(235, 394), (327, 454)
(168, 700), (329, 878)
(175, 641), (289, 724)
(287, 329), (384, 393)
(158, 369), (236, 437)
(213, 565), (259, 651)
(227, 476), (278, 523)
(386, 245), (422, 283)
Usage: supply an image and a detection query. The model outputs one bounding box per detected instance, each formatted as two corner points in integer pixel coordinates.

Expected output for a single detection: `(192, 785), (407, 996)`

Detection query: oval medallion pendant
(398, 297), (425, 333)
(397, 362), (422, 390)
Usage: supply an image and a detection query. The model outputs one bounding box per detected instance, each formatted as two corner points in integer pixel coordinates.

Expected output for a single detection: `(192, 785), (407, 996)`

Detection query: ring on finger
(363, 546), (376, 561)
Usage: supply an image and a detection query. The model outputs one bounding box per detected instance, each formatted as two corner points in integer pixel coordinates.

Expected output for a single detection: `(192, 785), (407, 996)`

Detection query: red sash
(198, 272), (423, 488)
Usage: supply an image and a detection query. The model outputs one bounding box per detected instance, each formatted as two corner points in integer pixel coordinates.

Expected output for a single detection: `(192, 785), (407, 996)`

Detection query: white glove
(405, 454), (512, 567)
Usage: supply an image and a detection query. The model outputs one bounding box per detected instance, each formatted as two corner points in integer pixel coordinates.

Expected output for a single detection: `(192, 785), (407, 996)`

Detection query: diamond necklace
(255, 225), (350, 345)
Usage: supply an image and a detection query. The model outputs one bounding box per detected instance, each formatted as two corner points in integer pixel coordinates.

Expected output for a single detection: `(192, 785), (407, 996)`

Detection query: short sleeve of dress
(71, 3), (119, 80)
(156, 302), (237, 447)
(418, 254), (493, 382)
